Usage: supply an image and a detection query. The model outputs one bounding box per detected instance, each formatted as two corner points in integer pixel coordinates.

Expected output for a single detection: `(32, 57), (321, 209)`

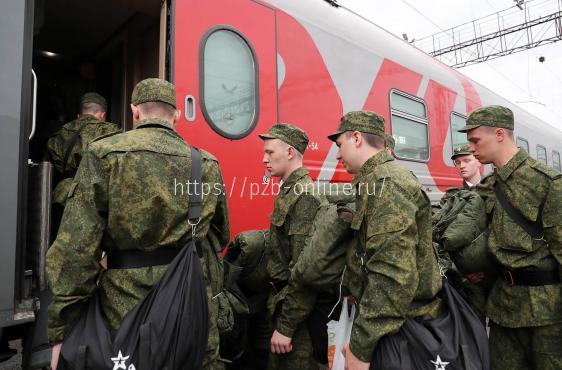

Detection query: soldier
(46, 92), (120, 207)
(327, 111), (442, 370)
(459, 105), (562, 370)
(384, 133), (395, 158)
(259, 124), (326, 370)
(452, 144), (482, 188)
(47, 79), (230, 370)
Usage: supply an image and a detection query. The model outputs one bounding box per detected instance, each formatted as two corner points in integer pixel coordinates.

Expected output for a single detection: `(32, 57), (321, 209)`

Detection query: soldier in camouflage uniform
(460, 105), (562, 370)
(259, 124), (326, 370)
(327, 111), (443, 370)
(384, 133), (395, 158)
(46, 92), (120, 207)
(47, 79), (230, 370)
(452, 144), (482, 189)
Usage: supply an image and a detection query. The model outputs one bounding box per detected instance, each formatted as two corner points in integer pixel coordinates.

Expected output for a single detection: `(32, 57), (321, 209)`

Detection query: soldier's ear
(131, 104), (140, 121)
(287, 145), (294, 160)
(352, 131), (362, 148)
(172, 110), (181, 127)
(99, 111), (106, 121)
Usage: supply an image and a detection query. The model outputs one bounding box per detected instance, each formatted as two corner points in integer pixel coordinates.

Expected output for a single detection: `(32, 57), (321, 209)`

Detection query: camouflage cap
(131, 78), (176, 108)
(327, 111), (385, 142)
(385, 134), (395, 150)
(458, 105), (514, 133)
(451, 144), (472, 160)
(81, 92), (107, 111)
(258, 123), (309, 154)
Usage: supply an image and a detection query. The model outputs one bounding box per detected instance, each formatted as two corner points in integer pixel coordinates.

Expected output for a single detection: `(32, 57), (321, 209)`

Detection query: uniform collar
(76, 114), (103, 123)
(352, 151), (393, 186)
(282, 167), (309, 191)
(135, 117), (175, 131)
(496, 149), (527, 182)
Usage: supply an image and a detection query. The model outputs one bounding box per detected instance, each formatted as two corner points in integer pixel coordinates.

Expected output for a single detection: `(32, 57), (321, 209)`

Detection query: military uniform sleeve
(46, 132), (65, 174)
(275, 194), (320, 337)
(543, 176), (562, 282)
(349, 180), (419, 363)
(46, 148), (109, 342)
(197, 158), (229, 247)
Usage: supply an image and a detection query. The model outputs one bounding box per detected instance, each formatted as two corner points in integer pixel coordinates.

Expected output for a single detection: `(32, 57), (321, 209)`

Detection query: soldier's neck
(494, 145), (520, 169)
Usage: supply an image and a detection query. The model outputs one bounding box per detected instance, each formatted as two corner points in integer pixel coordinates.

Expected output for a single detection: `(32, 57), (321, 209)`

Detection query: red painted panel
(275, 10), (343, 181)
(424, 80), (463, 190)
(174, 0), (277, 236)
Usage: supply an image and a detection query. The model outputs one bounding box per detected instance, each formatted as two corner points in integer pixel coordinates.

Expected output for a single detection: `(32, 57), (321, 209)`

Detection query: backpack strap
(61, 122), (89, 175)
(493, 181), (543, 239)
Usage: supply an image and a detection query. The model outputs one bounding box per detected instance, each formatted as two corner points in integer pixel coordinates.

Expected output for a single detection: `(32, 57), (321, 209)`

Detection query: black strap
(503, 269), (560, 286)
(77, 345), (87, 370)
(107, 248), (182, 269)
(61, 122), (89, 175)
(107, 146), (203, 269)
(140, 323), (151, 370)
(493, 181), (543, 239)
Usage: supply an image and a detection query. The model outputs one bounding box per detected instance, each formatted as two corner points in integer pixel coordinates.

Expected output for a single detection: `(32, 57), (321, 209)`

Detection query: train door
(174, 0), (278, 235)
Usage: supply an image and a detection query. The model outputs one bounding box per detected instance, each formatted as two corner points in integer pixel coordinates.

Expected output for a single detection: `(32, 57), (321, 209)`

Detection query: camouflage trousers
(267, 324), (318, 370)
(489, 321), (562, 370)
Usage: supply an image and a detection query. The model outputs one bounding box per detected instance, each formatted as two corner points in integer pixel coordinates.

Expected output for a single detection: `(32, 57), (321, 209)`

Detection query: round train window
(201, 28), (258, 139)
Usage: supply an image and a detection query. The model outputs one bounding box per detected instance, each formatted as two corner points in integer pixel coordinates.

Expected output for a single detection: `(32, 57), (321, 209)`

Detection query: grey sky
(337, 0), (562, 130)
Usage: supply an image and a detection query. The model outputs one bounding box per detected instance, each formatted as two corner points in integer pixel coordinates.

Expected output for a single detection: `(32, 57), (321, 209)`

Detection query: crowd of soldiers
(45, 78), (561, 370)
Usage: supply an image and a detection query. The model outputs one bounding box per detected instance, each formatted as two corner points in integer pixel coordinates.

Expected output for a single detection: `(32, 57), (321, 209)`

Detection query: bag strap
(493, 180), (543, 239)
(61, 122), (89, 175)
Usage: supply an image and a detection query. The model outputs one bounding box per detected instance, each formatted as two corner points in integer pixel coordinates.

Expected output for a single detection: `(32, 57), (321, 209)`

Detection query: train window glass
(516, 137), (529, 153)
(201, 28), (258, 139)
(536, 145), (547, 164)
(390, 92), (426, 118)
(553, 151), (561, 172)
(390, 90), (429, 161)
(450, 112), (468, 151)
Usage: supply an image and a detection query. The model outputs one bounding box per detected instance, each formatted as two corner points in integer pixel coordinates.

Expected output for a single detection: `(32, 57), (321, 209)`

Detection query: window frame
(450, 111), (468, 152)
(199, 25), (260, 140)
(553, 150), (561, 172)
(516, 137), (529, 153)
(389, 89), (430, 163)
(536, 144), (548, 165)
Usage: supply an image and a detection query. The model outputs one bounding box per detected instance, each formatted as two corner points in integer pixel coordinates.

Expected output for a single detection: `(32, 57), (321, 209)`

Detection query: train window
(200, 28), (258, 139)
(536, 145), (547, 164)
(390, 90), (429, 161)
(553, 151), (561, 172)
(450, 112), (468, 151)
(516, 137), (529, 153)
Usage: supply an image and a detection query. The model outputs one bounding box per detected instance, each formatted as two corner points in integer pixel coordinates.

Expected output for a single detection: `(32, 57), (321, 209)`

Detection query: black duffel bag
(372, 280), (490, 370)
(58, 147), (209, 370)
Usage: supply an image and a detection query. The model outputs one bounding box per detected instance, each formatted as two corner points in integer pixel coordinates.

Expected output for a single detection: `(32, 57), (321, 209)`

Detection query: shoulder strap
(61, 122), (89, 175)
(188, 146), (203, 220)
(493, 181), (543, 238)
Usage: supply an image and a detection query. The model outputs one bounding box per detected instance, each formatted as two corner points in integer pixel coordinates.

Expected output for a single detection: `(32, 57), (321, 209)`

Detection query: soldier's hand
(342, 343), (370, 370)
(50, 342), (62, 370)
(270, 330), (293, 354)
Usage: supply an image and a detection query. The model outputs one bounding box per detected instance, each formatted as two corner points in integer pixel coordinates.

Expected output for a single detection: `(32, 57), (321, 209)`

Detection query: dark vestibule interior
(30, 0), (167, 162)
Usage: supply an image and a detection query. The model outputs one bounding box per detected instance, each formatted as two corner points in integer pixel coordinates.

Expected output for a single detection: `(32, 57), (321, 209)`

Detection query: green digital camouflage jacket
(46, 114), (120, 205)
(46, 114), (120, 177)
(344, 151), (442, 363)
(46, 118), (230, 347)
(266, 167), (325, 337)
(477, 149), (562, 328)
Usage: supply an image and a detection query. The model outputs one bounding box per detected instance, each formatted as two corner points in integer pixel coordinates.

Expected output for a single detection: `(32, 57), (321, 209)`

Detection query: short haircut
(137, 101), (176, 120)
(80, 102), (105, 115)
(362, 132), (386, 150)
(483, 125), (514, 139)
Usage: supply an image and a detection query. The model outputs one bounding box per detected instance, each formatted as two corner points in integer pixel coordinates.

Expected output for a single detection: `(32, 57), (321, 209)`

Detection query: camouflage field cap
(451, 144), (472, 160)
(328, 111), (385, 142)
(258, 123), (309, 154)
(131, 78), (176, 108)
(81, 92), (107, 111)
(458, 105), (514, 133)
(385, 134), (395, 150)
